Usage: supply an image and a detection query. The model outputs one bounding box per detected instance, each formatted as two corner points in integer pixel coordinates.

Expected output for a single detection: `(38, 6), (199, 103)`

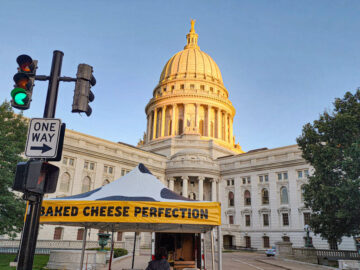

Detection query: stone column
(152, 108), (158, 139)
(169, 177), (175, 191)
(230, 117), (234, 144)
(171, 104), (177, 136)
(216, 109), (220, 139)
(183, 104), (187, 132)
(225, 113), (228, 142)
(198, 176), (205, 201)
(161, 105), (166, 137)
(207, 105), (212, 137)
(182, 176), (189, 198)
(195, 103), (199, 129)
(146, 114), (150, 143)
(211, 178), (217, 201)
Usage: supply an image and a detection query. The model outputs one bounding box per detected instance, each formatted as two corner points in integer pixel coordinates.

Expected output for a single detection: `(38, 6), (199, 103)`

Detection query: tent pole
(211, 229), (215, 270)
(217, 226), (222, 270)
(131, 232), (137, 269)
(80, 227), (87, 270)
(201, 233), (205, 270)
(108, 231), (114, 270)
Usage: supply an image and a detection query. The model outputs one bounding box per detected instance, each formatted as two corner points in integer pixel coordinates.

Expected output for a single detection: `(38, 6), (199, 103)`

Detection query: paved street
(102, 251), (336, 270)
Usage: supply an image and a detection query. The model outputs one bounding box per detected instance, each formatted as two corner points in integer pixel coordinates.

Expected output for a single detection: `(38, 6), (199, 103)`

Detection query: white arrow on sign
(25, 118), (62, 158)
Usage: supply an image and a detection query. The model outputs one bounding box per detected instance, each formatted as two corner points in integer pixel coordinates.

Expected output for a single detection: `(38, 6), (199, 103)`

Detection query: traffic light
(72, 63), (96, 116)
(11, 55), (37, 110)
(12, 160), (59, 194)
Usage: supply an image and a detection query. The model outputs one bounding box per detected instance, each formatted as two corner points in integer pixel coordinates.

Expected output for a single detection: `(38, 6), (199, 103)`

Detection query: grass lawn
(0, 254), (49, 270)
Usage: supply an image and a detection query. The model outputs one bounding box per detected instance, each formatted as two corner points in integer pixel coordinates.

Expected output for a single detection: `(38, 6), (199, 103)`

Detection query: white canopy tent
(40, 164), (222, 269)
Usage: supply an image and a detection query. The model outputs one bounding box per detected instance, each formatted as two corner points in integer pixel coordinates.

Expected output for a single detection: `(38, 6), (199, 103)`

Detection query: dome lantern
(184, 19), (200, 50)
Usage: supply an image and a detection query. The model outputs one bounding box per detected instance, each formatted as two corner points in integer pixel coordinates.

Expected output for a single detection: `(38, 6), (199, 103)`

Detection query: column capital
(198, 176), (205, 181)
(181, 176), (189, 181)
(211, 178), (219, 183)
(167, 177), (175, 182)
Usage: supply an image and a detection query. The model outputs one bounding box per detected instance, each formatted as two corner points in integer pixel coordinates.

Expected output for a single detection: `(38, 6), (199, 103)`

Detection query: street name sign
(25, 118), (62, 158)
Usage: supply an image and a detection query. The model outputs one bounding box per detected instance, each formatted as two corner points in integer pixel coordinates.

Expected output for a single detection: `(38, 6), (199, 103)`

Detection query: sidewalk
(99, 255), (150, 270)
(257, 257), (338, 270)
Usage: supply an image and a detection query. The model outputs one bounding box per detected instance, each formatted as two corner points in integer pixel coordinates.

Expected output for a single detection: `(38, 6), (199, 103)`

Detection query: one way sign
(25, 118), (62, 158)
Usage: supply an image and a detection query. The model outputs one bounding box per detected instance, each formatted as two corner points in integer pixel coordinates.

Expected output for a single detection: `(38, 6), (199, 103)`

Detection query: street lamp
(304, 224), (314, 248)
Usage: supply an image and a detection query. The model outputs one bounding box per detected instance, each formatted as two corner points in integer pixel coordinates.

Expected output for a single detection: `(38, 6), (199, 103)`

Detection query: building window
(245, 215), (251, 226)
(228, 192), (234, 207)
(298, 170), (303, 178)
(63, 157), (68, 165)
(278, 172), (288, 181)
(69, 158), (74, 166)
(210, 87), (214, 92)
(180, 84), (184, 90)
(82, 176), (91, 193)
(53, 227), (63, 240)
(304, 212), (311, 226)
(77, 229), (84, 240)
(245, 236), (251, 248)
(259, 174), (268, 183)
(121, 169), (130, 176)
(262, 188), (269, 205)
(263, 236), (270, 248)
(190, 84), (195, 89)
(200, 85), (205, 90)
(304, 169), (309, 177)
(117, 232), (123, 241)
(282, 236), (290, 242)
(59, 172), (71, 192)
(108, 167), (113, 174)
(171, 85), (175, 90)
(231, 179), (234, 185)
(244, 190), (251, 206)
(263, 214), (269, 226)
(89, 162), (95, 170)
(104, 165), (114, 174)
(229, 215), (234, 224)
(282, 213), (289, 226)
(84, 161), (89, 169)
(280, 186), (289, 204)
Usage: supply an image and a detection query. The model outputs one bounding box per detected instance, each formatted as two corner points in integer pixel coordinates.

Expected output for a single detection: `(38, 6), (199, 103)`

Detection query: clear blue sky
(1, 0), (359, 152)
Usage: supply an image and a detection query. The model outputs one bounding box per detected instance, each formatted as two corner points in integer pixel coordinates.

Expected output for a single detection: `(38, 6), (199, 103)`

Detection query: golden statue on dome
(190, 19), (196, 33)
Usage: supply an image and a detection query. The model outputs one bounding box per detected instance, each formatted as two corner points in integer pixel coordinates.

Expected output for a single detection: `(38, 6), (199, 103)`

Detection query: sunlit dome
(159, 20), (223, 85)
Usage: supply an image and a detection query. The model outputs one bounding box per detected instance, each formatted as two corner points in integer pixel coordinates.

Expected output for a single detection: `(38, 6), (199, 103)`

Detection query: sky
(1, 0), (359, 152)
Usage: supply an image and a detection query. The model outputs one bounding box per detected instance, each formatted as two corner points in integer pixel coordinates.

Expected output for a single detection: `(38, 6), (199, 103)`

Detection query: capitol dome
(143, 20), (243, 154)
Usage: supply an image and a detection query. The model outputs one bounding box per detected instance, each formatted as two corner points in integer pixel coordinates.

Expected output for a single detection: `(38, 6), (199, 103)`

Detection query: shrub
(87, 247), (128, 258)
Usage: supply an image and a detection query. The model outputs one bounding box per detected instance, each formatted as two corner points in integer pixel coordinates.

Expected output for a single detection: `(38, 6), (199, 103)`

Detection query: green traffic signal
(10, 55), (37, 110)
(11, 88), (28, 105)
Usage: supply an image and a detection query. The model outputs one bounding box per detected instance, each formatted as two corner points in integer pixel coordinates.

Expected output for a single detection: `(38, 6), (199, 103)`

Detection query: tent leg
(131, 232), (137, 269)
(201, 233), (205, 270)
(151, 232), (155, 261)
(80, 227), (87, 270)
(217, 226), (222, 270)
(211, 229), (215, 270)
(108, 231), (114, 270)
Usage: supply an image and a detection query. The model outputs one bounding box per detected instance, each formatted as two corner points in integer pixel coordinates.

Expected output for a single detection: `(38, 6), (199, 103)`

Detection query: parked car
(265, 246), (276, 257)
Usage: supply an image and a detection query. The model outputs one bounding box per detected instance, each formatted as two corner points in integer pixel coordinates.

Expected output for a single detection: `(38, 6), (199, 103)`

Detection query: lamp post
(304, 224), (313, 248)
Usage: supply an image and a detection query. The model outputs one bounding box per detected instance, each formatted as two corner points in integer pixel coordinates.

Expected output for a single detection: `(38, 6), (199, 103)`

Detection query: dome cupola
(143, 20), (243, 154)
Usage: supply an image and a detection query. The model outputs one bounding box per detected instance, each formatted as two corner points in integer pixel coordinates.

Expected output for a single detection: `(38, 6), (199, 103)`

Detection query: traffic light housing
(72, 64), (96, 116)
(12, 160), (59, 194)
(11, 55), (37, 110)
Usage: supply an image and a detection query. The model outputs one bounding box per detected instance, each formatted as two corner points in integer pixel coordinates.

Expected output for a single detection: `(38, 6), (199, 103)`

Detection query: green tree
(0, 101), (27, 238)
(297, 90), (360, 249)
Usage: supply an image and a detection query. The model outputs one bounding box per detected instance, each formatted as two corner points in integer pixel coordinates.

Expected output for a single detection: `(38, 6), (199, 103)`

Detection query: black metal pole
(43, 50), (63, 118)
(17, 50), (64, 270)
(131, 232), (137, 269)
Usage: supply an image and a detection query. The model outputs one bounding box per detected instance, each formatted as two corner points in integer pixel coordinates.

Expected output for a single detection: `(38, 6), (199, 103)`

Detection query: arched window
(262, 188), (269, 205)
(59, 172), (71, 192)
(102, 179), (110, 186)
(280, 187), (289, 204)
(301, 185), (306, 202)
(82, 176), (91, 193)
(228, 191), (234, 207)
(244, 190), (251, 206)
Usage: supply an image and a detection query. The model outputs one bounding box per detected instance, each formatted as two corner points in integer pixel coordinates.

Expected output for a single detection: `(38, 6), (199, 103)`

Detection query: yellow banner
(40, 200), (221, 225)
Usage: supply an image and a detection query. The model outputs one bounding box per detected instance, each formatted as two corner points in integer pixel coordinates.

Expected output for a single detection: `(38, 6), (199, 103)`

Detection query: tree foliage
(0, 101), (27, 238)
(297, 90), (360, 248)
